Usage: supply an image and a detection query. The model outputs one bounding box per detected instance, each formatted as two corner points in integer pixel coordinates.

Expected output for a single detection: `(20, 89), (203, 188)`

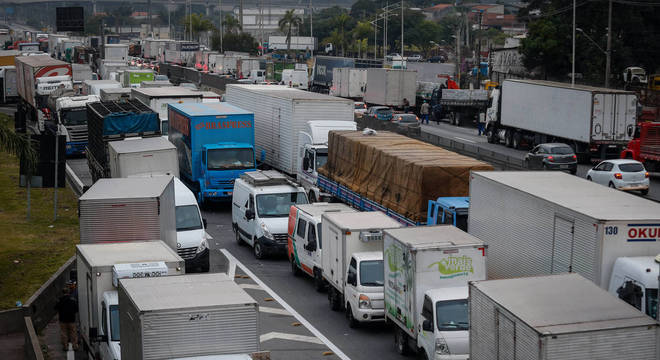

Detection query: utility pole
(384, 2), (388, 60)
(400, 0), (403, 57)
(571, 0), (576, 86)
(475, 10), (483, 89)
(374, 18), (377, 60)
(148, 0), (153, 36)
(219, 0), (222, 51)
(310, 0), (313, 56)
(605, 0), (612, 87)
(239, 0), (244, 30)
(456, 18), (461, 85)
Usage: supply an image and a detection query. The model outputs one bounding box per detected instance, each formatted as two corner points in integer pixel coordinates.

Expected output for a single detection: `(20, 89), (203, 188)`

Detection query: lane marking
(260, 331), (324, 345)
(239, 283), (263, 290)
(259, 307), (292, 316)
(221, 249), (350, 360)
(454, 136), (476, 144)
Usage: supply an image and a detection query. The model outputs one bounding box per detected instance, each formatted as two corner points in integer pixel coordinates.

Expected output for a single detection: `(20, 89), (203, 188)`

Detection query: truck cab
(427, 197), (469, 231)
(199, 143), (256, 203)
(418, 287), (470, 360)
(55, 95), (100, 156)
(345, 251), (386, 326)
(621, 122), (660, 171)
(297, 120), (357, 202)
(608, 256), (658, 320)
(98, 292), (121, 360)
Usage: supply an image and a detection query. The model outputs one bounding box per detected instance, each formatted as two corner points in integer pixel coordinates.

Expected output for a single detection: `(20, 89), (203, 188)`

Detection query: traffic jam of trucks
(3, 27), (659, 360)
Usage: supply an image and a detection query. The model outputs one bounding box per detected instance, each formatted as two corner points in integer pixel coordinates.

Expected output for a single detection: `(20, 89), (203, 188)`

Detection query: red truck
(621, 122), (660, 171)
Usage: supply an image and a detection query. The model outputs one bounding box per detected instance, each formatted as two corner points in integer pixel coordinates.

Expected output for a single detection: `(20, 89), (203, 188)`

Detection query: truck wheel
(512, 132), (522, 149)
(394, 327), (409, 355)
(505, 130), (513, 148)
(313, 269), (326, 292)
(253, 239), (265, 259)
(486, 128), (496, 143)
(290, 256), (301, 276)
(328, 288), (341, 311)
(346, 304), (359, 328)
(235, 227), (244, 246)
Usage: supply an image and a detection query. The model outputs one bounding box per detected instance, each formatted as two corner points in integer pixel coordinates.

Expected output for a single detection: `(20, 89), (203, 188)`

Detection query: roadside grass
(0, 147), (79, 310)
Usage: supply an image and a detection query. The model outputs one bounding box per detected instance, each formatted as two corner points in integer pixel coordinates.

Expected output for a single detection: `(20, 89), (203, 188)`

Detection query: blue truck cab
(167, 102), (255, 204)
(427, 196), (470, 231)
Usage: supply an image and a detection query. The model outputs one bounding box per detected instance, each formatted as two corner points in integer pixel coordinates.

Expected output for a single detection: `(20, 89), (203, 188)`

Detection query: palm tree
(0, 117), (37, 220)
(183, 14), (215, 43)
(332, 13), (351, 57)
(278, 9), (303, 54)
(111, 3), (133, 34)
(223, 14), (242, 34)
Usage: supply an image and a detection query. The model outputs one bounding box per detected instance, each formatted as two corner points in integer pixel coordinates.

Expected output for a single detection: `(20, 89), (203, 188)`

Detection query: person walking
(403, 98), (410, 113)
(477, 113), (486, 136)
(54, 287), (78, 351)
(420, 100), (430, 125)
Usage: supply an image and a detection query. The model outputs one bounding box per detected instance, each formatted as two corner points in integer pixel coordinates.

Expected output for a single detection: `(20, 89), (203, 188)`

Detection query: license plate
(560, 165), (569, 169)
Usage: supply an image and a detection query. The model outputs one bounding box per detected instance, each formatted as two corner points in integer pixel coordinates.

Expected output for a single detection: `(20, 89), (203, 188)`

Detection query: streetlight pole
(605, 0), (612, 88)
(310, 0), (313, 57)
(571, 0), (576, 86)
(219, 0), (223, 52)
(400, 0), (403, 57)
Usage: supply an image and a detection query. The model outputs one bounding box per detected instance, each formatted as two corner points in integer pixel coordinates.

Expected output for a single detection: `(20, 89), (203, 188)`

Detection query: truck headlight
(435, 337), (450, 355)
(196, 239), (208, 253)
(260, 222), (273, 240)
(358, 294), (371, 309)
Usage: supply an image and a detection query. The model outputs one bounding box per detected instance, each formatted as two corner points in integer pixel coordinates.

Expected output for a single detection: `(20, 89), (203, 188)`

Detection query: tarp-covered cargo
(319, 131), (493, 222)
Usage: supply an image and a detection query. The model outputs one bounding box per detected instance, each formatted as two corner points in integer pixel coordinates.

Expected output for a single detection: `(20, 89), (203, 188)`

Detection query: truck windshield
(60, 108), (87, 126)
(455, 209), (469, 232)
(109, 305), (120, 341)
(207, 148), (255, 170)
(647, 288), (658, 320)
(175, 205), (202, 231)
(359, 260), (384, 286)
(316, 151), (328, 170)
(256, 192), (308, 218)
(436, 299), (469, 331)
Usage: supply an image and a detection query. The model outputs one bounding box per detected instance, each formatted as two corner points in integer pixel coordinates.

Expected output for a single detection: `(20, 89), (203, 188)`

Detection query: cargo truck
(430, 88), (489, 126)
(237, 58), (261, 79)
(0, 65), (17, 103)
(384, 226), (487, 359)
(168, 102), (256, 204)
(78, 176), (177, 249)
(76, 241), (184, 360)
(102, 44), (128, 62)
(82, 80), (121, 96)
(468, 171), (660, 319)
(99, 87), (130, 101)
(311, 56), (382, 93)
(426, 197), (470, 232)
(469, 274), (660, 360)
(15, 56), (73, 135)
(108, 137), (178, 178)
(0, 50), (22, 66)
(330, 68), (367, 98)
(321, 211), (402, 326)
(621, 122), (660, 171)
(364, 68), (417, 107)
(485, 79), (638, 160)
(85, 99), (160, 182)
(121, 69), (154, 88)
(131, 87), (203, 134)
(51, 94), (101, 156)
(297, 120), (357, 202)
(119, 274), (259, 360)
(225, 84), (354, 176)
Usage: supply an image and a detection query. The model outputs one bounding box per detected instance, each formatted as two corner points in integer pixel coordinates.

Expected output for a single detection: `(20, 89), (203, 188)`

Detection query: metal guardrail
(65, 163), (85, 196)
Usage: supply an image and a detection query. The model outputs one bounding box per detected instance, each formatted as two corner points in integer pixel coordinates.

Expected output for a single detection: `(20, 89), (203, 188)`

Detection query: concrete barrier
(0, 308), (24, 335)
(23, 317), (44, 360)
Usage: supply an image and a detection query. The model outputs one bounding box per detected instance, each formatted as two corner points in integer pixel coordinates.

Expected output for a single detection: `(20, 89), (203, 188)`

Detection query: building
(423, 4), (454, 21)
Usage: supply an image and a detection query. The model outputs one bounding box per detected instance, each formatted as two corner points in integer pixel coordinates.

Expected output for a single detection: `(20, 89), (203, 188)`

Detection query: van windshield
(109, 305), (120, 341)
(207, 148), (255, 171)
(175, 205), (202, 231)
(256, 192), (308, 218)
(316, 151), (328, 170)
(359, 260), (384, 286)
(436, 299), (469, 331)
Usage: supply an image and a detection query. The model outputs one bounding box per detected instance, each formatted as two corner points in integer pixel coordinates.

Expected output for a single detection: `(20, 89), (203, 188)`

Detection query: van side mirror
(245, 209), (255, 220)
(202, 218), (208, 228)
(422, 319), (433, 332)
(302, 157), (310, 171)
(347, 272), (356, 286)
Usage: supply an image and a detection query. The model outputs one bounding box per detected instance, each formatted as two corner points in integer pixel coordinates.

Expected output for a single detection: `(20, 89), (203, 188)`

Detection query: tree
(110, 3), (133, 34)
(332, 13), (352, 57)
(278, 9), (303, 54)
(520, 17), (571, 79)
(352, 20), (373, 58)
(350, 0), (378, 20)
(85, 15), (108, 36)
(223, 14), (242, 34)
(211, 31), (258, 54)
(0, 116), (37, 220)
(182, 13), (215, 43)
(408, 20), (443, 58)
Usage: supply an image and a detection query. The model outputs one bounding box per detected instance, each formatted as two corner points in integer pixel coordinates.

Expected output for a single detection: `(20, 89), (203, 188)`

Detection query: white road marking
(221, 249), (350, 360)
(259, 307), (292, 316)
(239, 283), (263, 290)
(454, 136), (476, 144)
(260, 331), (324, 345)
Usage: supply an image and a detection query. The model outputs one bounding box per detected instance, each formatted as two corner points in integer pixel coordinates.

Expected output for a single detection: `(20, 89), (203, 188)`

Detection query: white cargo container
(331, 68), (367, 98)
(78, 176), (177, 250)
(469, 273), (660, 360)
(486, 79), (638, 157)
(103, 44), (128, 62)
(237, 58), (261, 79)
(384, 226), (487, 358)
(209, 54), (239, 74)
(225, 84), (353, 175)
(99, 87), (130, 101)
(0, 66), (17, 103)
(468, 171), (660, 287)
(364, 68), (417, 106)
(321, 211), (401, 325)
(268, 35), (316, 51)
(108, 137), (179, 178)
(76, 241), (184, 360)
(281, 69), (309, 90)
(119, 273), (260, 360)
(82, 79), (121, 96)
(131, 87), (203, 133)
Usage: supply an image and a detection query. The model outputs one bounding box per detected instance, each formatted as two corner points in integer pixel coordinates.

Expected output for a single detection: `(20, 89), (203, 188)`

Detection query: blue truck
(168, 102), (255, 204)
(426, 196), (470, 231)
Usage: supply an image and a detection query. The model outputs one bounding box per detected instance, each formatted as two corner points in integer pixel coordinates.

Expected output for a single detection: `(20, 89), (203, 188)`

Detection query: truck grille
(210, 179), (235, 189)
(273, 233), (287, 244)
(177, 247), (197, 260)
(371, 299), (384, 310)
(67, 126), (88, 142)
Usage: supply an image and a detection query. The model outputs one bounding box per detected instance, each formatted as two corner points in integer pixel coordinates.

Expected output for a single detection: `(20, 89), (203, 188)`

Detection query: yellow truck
(0, 50), (21, 67)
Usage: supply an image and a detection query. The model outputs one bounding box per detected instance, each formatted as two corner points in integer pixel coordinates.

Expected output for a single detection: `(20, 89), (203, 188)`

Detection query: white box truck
(225, 84), (354, 175)
(468, 171), (660, 319)
(103, 44), (128, 62)
(77, 241), (185, 360)
(469, 273), (660, 360)
(321, 211), (402, 326)
(486, 79), (638, 159)
(108, 137), (179, 178)
(364, 68), (417, 107)
(384, 225), (487, 359)
(131, 87), (203, 134)
(82, 80), (121, 96)
(281, 69), (309, 90)
(78, 176), (177, 250)
(331, 67), (367, 98)
(118, 273), (260, 359)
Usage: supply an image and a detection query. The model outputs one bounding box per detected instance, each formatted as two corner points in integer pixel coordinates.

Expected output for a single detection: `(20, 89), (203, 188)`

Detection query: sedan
(391, 114), (421, 136)
(354, 102), (367, 117)
(524, 143), (577, 174)
(586, 159), (649, 195)
(365, 106), (393, 121)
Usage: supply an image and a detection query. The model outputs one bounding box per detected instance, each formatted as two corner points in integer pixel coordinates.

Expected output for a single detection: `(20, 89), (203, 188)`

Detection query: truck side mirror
(202, 218), (208, 229)
(422, 319), (433, 332)
(89, 327), (98, 340)
(302, 157), (310, 171)
(245, 209), (255, 220)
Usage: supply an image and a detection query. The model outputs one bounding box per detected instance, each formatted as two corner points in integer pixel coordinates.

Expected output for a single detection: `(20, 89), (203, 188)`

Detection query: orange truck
(621, 122), (660, 171)
(0, 50), (21, 66)
(287, 202), (356, 290)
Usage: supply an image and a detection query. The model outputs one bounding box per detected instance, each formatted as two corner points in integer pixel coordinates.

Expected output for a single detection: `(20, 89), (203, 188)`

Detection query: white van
(174, 177), (210, 272)
(232, 170), (308, 259)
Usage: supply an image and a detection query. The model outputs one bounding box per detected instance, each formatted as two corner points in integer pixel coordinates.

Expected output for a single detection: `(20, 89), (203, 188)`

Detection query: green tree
(520, 17), (571, 79)
(182, 13), (215, 43)
(278, 9), (303, 54)
(352, 20), (373, 58)
(222, 14), (242, 34)
(110, 3), (133, 34)
(408, 20), (443, 58)
(211, 31), (258, 54)
(85, 15), (108, 36)
(350, 0), (378, 20)
(0, 116), (37, 220)
(332, 13), (352, 57)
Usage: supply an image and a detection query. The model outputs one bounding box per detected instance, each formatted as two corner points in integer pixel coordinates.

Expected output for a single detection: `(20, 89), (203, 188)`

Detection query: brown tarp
(319, 130), (493, 222)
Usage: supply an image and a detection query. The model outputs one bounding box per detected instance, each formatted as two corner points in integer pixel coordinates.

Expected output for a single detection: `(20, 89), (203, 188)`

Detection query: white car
(586, 159), (649, 195)
(408, 54), (422, 62)
(354, 101), (367, 117)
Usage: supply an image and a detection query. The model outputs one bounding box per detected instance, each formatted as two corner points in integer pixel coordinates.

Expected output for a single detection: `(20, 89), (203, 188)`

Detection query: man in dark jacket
(54, 287), (78, 351)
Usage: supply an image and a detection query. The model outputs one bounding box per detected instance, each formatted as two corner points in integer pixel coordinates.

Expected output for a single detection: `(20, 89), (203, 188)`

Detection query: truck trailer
(108, 137), (179, 178)
(0, 65), (17, 103)
(364, 68), (417, 107)
(330, 68), (367, 98)
(131, 87), (203, 134)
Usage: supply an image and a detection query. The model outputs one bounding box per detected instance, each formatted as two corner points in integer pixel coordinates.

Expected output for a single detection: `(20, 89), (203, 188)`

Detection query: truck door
(294, 216), (310, 274)
(601, 93), (616, 142)
(551, 216), (575, 273)
(496, 310), (516, 360)
(617, 94), (637, 141)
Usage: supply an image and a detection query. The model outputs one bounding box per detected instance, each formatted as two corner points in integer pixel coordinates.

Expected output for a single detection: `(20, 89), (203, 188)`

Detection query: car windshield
(61, 108), (87, 126)
(377, 109), (392, 115)
(207, 148), (254, 170)
(647, 288), (658, 320)
(550, 146), (574, 155)
(316, 151), (328, 170)
(256, 192), (308, 218)
(436, 299), (469, 331)
(618, 163), (645, 172)
(176, 205), (202, 231)
(359, 260), (384, 286)
(109, 305), (120, 341)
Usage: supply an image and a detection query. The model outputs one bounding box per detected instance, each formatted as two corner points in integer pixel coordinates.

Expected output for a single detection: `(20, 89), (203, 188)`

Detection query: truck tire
(512, 132), (522, 149)
(328, 287), (341, 311)
(486, 127), (496, 144)
(394, 327), (409, 355)
(505, 130), (513, 148)
(253, 239), (265, 259)
(313, 268), (326, 292)
(290, 256), (301, 276)
(346, 304), (359, 328)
